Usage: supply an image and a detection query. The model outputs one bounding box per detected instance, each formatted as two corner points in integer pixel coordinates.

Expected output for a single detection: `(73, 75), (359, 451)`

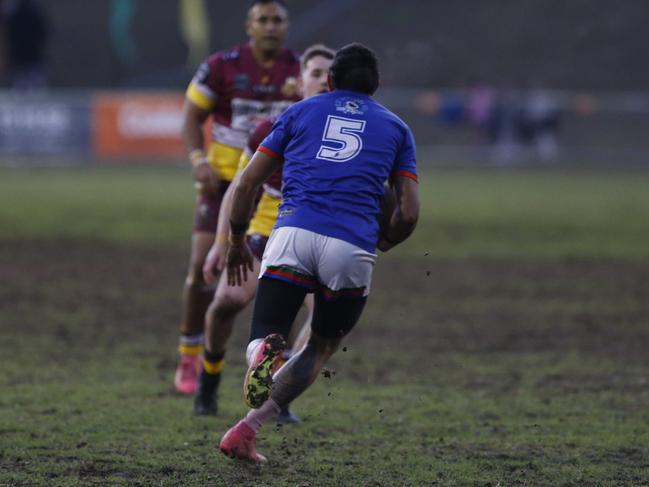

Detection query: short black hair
(250, 0), (287, 9)
(301, 44), (335, 71)
(329, 43), (379, 95)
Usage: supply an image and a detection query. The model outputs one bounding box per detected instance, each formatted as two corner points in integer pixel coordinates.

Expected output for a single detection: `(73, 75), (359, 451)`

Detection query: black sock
(197, 369), (221, 399)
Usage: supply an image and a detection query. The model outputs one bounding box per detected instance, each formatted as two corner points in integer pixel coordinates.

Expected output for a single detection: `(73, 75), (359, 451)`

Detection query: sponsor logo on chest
(234, 74), (250, 91)
(253, 83), (276, 94)
(253, 74), (274, 93)
(228, 98), (293, 144)
(249, 76), (298, 96)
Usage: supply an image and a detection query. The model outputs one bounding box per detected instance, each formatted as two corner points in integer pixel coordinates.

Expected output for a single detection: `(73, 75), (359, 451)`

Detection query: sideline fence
(1, 89), (648, 166)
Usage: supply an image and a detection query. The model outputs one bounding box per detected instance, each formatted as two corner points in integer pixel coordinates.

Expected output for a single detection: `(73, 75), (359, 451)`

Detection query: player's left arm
(378, 125), (420, 252)
(378, 176), (420, 252)
(226, 150), (282, 285)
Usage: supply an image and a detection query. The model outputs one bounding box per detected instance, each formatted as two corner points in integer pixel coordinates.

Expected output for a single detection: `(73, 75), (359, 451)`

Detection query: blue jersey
(258, 89), (418, 253)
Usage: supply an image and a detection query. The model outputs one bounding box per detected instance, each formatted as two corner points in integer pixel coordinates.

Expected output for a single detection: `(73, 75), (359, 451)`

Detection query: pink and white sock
(243, 398), (281, 433)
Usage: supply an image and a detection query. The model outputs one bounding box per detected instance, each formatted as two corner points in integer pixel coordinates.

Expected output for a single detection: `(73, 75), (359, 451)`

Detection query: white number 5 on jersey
(316, 115), (366, 163)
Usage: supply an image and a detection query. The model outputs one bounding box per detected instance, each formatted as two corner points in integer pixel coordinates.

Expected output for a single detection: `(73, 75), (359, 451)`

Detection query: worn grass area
(1, 166), (649, 486)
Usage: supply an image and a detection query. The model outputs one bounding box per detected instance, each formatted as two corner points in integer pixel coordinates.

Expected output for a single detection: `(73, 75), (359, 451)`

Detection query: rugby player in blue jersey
(217, 43), (420, 462)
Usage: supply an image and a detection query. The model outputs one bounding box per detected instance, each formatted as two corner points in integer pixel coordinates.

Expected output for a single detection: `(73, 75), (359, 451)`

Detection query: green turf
(2, 166), (649, 258)
(416, 168), (649, 259)
(1, 165), (649, 486)
(0, 166), (194, 249)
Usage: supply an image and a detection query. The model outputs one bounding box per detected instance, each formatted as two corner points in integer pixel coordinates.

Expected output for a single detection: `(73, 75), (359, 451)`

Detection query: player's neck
(250, 43), (280, 68)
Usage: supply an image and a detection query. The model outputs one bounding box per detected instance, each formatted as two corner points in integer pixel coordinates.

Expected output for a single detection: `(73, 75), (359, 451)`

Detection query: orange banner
(93, 92), (210, 159)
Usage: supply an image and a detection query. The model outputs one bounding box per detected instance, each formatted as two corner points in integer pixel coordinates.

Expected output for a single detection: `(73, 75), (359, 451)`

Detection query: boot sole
(244, 334), (286, 408)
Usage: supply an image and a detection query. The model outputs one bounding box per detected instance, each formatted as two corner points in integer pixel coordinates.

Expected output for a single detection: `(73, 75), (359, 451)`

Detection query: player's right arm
(227, 150), (282, 286)
(226, 111), (293, 285)
(182, 60), (219, 194)
(182, 100), (217, 193)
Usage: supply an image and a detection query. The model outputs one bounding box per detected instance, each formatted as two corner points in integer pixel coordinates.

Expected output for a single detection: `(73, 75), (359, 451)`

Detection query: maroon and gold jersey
(186, 43), (301, 181)
(240, 118), (283, 237)
(246, 118), (282, 198)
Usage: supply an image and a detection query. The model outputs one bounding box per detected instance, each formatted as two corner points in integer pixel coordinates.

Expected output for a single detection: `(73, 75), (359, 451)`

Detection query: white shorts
(259, 226), (377, 298)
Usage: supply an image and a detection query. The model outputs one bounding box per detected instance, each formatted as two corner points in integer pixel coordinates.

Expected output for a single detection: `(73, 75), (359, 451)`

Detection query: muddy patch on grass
(2, 239), (649, 486)
(2, 239), (649, 371)
(367, 257), (649, 361)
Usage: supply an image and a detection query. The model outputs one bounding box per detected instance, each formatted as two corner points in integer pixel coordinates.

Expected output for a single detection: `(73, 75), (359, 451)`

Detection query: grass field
(1, 165), (649, 486)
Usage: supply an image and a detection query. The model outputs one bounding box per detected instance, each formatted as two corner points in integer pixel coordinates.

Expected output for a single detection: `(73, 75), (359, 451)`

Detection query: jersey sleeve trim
(391, 169), (419, 183)
(258, 145), (283, 160)
(186, 83), (216, 110)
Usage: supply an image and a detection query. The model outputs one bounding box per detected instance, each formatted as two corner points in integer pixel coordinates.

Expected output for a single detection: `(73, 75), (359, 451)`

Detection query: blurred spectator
(484, 83), (560, 164)
(1, 0), (49, 90)
(467, 81), (495, 143)
(438, 90), (465, 125)
(486, 86), (524, 164)
(519, 85), (560, 161)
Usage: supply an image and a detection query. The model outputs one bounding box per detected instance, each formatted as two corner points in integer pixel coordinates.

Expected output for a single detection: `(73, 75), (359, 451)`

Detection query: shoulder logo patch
(222, 49), (240, 61)
(335, 97), (368, 116)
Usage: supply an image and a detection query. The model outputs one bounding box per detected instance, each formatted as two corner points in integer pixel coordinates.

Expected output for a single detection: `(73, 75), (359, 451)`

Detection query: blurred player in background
(175, 0), (300, 395)
(193, 44), (335, 420)
(218, 43), (420, 462)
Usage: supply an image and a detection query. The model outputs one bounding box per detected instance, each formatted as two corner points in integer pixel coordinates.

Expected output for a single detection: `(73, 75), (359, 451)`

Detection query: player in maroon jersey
(193, 45), (335, 419)
(175, 0), (300, 395)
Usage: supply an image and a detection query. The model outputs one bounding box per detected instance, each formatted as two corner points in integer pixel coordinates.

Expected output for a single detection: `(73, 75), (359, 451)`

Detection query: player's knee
(210, 295), (246, 321)
(185, 263), (206, 288)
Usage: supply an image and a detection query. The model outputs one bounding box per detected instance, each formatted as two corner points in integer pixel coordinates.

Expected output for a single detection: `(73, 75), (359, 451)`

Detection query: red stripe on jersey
(258, 146), (282, 160)
(391, 170), (419, 183)
(249, 120), (282, 193)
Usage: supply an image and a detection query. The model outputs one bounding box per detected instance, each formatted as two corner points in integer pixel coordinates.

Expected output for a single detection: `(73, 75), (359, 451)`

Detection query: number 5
(316, 115), (366, 163)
